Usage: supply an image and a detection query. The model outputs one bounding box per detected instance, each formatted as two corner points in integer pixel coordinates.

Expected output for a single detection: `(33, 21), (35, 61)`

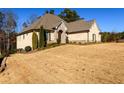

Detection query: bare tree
(3, 11), (18, 56)
(29, 14), (38, 24)
(22, 14), (38, 30)
(0, 11), (5, 31)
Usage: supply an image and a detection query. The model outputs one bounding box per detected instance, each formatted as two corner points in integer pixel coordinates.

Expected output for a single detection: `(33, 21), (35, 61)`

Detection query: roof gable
(67, 20), (95, 33)
(23, 14), (67, 31)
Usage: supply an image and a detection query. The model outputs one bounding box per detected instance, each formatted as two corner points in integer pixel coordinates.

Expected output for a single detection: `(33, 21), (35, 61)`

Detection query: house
(17, 14), (101, 49)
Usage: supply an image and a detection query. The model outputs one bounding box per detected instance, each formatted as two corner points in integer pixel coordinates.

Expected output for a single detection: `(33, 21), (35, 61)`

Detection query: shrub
(9, 49), (17, 54)
(39, 26), (47, 48)
(17, 48), (23, 53)
(32, 31), (38, 50)
(25, 46), (32, 52)
(0, 54), (4, 59)
(69, 41), (72, 44)
(78, 42), (82, 45)
(66, 37), (69, 43)
(73, 41), (76, 44)
(57, 39), (60, 44)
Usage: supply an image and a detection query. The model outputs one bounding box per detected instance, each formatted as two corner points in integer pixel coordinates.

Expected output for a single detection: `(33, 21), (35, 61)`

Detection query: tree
(22, 22), (28, 31)
(22, 22), (28, 28)
(101, 31), (124, 42)
(101, 32), (112, 42)
(29, 14), (38, 24)
(39, 26), (45, 48)
(58, 9), (81, 22)
(0, 11), (5, 54)
(39, 26), (47, 48)
(49, 10), (54, 14)
(0, 11), (5, 31)
(44, 29), (47, 47)
(3, 11), (18, 56)
(0, 11), (18, 55)
(9, 31), (17, 53)
(22, 14), (38, 29)
(119, 31), (124, 39)
(32, 31), (38, 50)
(45, 10), (55, 15)
(5, 11), (17, 31)
(45, 10), (49, 14)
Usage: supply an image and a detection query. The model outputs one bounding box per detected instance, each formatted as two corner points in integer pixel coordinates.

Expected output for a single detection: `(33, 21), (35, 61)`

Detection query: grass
(20, 42), (119, 54)
(24, 42), (107, 54)
(1, 43), (124, 83)
(69, 41), (103, 46)
(24, 43), (66, 54)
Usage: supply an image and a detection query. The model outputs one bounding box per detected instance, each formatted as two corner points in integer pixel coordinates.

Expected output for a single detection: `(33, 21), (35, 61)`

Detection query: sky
(0, 8), (124, 32)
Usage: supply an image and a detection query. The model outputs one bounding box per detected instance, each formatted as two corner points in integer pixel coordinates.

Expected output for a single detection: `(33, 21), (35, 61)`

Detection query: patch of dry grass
(0, 43), (124, 84)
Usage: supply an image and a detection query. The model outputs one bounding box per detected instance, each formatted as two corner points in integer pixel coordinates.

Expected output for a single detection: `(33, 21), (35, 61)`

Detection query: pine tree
(44, 29), (47, 47)
(39, 26), (44, 48)
(58, 9), (82, 22)
(39, 26), (47, 48)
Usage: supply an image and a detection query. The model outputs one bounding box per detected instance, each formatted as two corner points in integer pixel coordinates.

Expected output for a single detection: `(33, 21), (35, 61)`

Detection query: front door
(92, 34), (96, 42)
(57, 30), (62, 44)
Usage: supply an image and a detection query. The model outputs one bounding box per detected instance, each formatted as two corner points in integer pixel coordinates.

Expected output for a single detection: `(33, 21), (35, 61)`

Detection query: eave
(67, 30), (89, 34)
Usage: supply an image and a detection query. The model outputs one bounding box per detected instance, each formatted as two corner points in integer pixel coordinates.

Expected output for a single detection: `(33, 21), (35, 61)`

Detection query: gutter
(67, 30), (89, 34)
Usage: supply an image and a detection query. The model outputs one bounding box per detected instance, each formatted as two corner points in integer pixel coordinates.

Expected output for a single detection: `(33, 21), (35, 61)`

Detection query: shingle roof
(21, 14), (95, 34)
(67, 20), (95, 33)
(23, 14), (67, 31)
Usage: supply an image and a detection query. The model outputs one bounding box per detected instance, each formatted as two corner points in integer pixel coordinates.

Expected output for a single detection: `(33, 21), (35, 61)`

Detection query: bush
(9, 49), (17, 54)
(57, 38), (61, 44)
(0, 54), (4, 59)
(32, 31), (38, 50)
(17, 48), (23, 53)
(25, 46), (32, 52)
(73, 41), (76, 44)
(78, 42), (82, 45)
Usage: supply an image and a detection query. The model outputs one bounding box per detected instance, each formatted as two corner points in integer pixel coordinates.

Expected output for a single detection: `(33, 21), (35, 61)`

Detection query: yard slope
(0, 43), (124, 83)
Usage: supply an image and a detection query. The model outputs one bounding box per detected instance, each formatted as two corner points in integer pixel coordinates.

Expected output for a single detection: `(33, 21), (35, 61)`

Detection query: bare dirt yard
(0, 43), (124, 84)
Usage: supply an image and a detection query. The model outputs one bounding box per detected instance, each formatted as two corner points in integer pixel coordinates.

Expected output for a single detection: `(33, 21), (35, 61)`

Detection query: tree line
(101, 31), (124, 42)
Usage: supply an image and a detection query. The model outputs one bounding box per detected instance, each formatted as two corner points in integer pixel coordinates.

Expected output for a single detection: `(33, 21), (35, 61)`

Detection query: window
(49, 33), (51, 41)
(45, 32), (48, 41)
(20, 36), (21, 40)
(45, 32), (51, 41)
(23, 34), (25, 39)
(92, 34), (96, 42)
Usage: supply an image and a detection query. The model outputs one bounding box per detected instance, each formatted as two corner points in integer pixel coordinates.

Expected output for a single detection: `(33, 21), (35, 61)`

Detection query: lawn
(0, 43), (124, 84)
